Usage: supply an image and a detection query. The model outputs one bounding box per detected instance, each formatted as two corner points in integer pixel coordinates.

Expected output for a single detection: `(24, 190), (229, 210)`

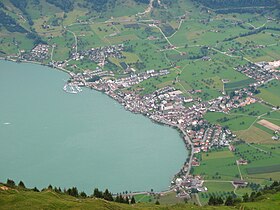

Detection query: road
(66, 28), (78, 55)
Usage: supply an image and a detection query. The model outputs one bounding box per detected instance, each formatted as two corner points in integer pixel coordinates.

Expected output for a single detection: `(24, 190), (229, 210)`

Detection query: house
(233, 180), (248, 187)
(237, 159), (248, 165)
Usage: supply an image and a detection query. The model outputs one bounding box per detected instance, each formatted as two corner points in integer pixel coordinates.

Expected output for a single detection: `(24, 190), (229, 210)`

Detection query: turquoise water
(0, 60), (187, 194)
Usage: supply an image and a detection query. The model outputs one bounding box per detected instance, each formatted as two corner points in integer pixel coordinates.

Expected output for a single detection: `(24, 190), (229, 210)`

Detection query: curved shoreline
(0, 57), (194, 195)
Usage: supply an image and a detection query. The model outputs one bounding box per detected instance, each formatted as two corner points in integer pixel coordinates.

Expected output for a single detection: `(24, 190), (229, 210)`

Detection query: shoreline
(0, 57), (194, 195)
(0, 57), (73, 76)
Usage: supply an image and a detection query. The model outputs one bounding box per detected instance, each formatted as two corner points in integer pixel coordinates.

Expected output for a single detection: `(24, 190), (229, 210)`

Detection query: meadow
(193, 149), (240, 181)
(257, 80), (280, 106)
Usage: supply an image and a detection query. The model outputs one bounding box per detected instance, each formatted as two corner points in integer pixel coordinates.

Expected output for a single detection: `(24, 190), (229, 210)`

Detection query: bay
(0, 60), (187, 194)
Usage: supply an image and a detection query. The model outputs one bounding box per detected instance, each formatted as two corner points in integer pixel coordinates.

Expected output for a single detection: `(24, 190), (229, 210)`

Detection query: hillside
(1, 185), (280, 210)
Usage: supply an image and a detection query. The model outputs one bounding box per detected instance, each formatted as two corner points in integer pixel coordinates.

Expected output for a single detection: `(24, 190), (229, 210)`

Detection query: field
(205, 111), (257, 131)
(258, 119), (280, 131)
(224, 78), (255, 92)
(193, 141), (280, 200)
(193, 149), (240, 181)
(233, 142), (280, 184)
(247, 164), (280, 175)
(199, 182), (235, 205)
(257, 80), (280, 106)
(235, 126), (274, 144)
(205, 102), (279, 144)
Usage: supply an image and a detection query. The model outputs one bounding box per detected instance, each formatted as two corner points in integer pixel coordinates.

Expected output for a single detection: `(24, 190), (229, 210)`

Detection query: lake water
(0, 60), (187, 194)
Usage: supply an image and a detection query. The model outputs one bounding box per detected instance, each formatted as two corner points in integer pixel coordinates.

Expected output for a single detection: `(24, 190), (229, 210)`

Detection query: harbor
(63, 83), (83, 94)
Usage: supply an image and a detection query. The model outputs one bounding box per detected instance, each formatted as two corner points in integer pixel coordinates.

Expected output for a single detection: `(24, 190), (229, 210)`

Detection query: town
(11, 42), (280, 197)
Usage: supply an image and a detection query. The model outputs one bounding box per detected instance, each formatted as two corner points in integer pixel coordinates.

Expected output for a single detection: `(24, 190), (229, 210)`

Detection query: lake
(0, 60), (187, 194)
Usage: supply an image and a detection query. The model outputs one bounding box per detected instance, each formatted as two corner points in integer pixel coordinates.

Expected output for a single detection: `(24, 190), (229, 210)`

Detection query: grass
(235, 126), (274, 144)
(109, 51), (141, 68)
(225, 78), (255, 92)
(199, 182), (235, 205)
(233, 142), (280, 184)
(247, 165), (280, 175)
(193, 149), (239, 181)
(174, 52), (249, 101)
(204, 112), (257, 131)
(157, 192), (185, 205)
(134, 194), (154, 203)
(202, 150), (234, 160)
(257, 80), (280, 106)
(246, 172), (280, 181)
(240, 193), (280, 210)
(0, 186), (241, 210)
(3, 184), (280, 209)
(230, 103), (271, 116)
(129, 70), (178, 95)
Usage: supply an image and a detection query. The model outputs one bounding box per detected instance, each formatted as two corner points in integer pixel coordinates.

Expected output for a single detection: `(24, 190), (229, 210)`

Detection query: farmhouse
(237, 159), (248, 165)
(233, 180), (248, 187)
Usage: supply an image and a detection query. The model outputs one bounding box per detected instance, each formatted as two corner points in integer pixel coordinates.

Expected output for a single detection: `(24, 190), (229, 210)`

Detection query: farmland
(205, 102), (279, 144)
(193, 139), (280, 200)
(247, 164), (280, 174)
(199, 182), (235, 205)
(224, 78), (255, 92)
(257, 80), (280, 106)
(193, 149), (240, 181)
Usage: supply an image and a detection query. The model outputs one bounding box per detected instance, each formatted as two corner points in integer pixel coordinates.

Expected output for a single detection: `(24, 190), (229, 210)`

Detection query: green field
(247, 164), (280, 175)
(193, 149), (239, 181)
(230, 103), (271, 116)
(235, 125), (274, 144)
(199, 182), (235, 205)
(225, 78), (255, 92)
(204, 112), (257, 131)
(257, 80), (280, 106)
(205, 102), (276, 143)
(232, 142), (280, 184)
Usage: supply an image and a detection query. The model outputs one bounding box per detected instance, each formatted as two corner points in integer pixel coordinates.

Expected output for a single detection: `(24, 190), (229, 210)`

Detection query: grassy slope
(1, 187), (280, 210)
(0, 188), (233, 210)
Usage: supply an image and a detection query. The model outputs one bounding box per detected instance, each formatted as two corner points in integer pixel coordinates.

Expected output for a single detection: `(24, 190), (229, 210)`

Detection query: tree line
(3, 179), (136, 205)
(224, 26), (280, 42)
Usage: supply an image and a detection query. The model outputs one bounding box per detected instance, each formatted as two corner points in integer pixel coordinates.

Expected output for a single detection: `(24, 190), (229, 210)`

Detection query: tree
(130, 196), (136, 204)
(93, 188), (103, 198)
(103, 189), (113, 201)
(217, 196), (224, 205)
(18, 181), (26, 188)
(33, 187), (40, 192)
(125, 196), (129, 204)
(155, 200), (160, 205)
(225, 196), (234, 206)
(208, 196), (215, 205)
(119, 194), (125, 203)
(6, 179), (15, 187)
(67, 187), (79, 197)
(243, 193), (249, 202)
(80, 191), (87, 198)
